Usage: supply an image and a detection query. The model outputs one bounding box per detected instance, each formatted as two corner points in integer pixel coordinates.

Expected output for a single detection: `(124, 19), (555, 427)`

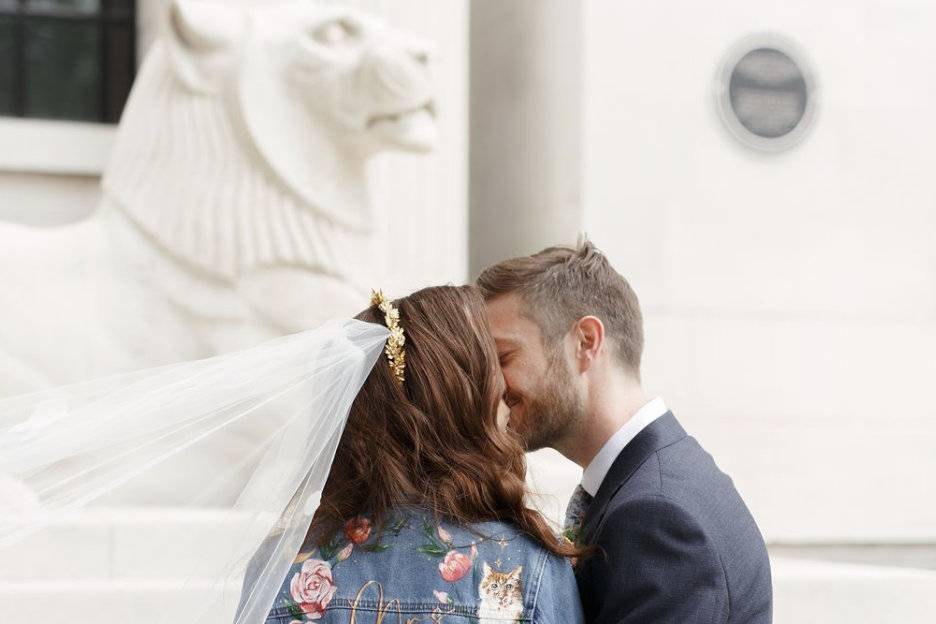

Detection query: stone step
(0, 578), (241, 623)
(0, 507), (261, 582)
(0, 558), (933, 623)
(772, 556), (936, 623)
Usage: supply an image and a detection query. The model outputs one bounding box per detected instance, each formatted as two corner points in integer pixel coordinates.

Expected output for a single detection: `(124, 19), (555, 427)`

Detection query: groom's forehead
(485, 294), (541, 345)
(485, 294), (523, 329)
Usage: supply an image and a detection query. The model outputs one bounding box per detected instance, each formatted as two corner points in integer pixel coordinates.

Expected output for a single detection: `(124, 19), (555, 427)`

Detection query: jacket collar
(580, 411), (686, 540)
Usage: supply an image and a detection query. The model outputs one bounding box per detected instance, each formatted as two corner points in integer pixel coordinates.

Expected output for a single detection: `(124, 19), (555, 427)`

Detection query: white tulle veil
(0, 319), (389, 623)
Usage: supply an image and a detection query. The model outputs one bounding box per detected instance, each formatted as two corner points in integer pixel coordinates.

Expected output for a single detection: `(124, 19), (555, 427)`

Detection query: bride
(0, 285), (585, 623)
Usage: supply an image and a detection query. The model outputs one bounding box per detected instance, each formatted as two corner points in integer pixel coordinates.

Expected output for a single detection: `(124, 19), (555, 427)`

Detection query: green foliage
(284, 599), (305, 619)
(418, 518), (450, 558)
(418, 544), (448, 557)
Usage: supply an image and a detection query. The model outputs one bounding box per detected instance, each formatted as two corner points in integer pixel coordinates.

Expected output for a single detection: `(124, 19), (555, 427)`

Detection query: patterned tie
(562, 484), (594, 544)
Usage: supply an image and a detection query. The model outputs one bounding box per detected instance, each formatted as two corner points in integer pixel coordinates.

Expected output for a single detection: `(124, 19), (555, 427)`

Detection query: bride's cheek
(496, 400), (510, 432)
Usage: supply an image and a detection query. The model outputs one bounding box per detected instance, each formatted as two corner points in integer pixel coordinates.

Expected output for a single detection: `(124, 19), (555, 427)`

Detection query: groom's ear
(573, 316), (605, 373)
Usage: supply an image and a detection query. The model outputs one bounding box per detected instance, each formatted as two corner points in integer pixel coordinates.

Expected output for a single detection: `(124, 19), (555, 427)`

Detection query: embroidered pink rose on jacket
(290, 558), (337, 619)
(438, 549), (473, 582)
(343, 516), (372, 544)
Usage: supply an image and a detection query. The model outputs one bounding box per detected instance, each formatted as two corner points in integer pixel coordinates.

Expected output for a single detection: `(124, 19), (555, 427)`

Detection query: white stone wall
(0, 119), (112, 225)
(468, 0), (583, 276)
(0, 171), (100, 226)
(581, 0), (936, 543)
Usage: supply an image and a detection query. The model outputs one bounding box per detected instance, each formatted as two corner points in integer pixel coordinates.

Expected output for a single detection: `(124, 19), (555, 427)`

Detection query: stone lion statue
(0, 0), (437, 396)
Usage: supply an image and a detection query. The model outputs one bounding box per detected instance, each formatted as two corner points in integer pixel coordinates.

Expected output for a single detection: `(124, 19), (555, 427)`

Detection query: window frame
(0, 1), (132, 175)
(0, 116), (115, 175)
(714, 32), (819, 153)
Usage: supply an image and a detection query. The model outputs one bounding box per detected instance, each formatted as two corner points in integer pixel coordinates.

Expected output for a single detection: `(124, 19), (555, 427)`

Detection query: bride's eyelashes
(497, 349), (516, 367)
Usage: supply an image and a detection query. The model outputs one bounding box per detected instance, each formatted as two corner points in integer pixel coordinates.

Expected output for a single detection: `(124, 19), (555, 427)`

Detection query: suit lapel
(581, 411), (686, 541)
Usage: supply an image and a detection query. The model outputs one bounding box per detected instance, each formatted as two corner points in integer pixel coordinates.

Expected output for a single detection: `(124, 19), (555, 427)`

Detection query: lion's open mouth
(366, 100), (438, 152)
(366, 100), (436, 129)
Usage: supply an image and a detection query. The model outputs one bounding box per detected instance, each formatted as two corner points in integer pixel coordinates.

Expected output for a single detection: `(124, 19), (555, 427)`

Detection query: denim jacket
(241, 508), (584, 623)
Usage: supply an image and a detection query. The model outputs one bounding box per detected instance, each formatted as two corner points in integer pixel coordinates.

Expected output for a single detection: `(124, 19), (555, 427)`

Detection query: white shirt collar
(580, 397), (668, 496)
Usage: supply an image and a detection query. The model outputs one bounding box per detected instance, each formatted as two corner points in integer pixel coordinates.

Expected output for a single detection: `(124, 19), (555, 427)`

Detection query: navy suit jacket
(576, 412), (772, 623)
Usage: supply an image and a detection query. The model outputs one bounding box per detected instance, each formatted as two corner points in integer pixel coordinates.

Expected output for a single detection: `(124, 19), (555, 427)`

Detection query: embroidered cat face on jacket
(478, 562), (523, 622)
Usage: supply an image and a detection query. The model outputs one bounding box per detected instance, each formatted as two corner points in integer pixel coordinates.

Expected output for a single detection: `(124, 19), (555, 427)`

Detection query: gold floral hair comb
(370, 289), (406, 385)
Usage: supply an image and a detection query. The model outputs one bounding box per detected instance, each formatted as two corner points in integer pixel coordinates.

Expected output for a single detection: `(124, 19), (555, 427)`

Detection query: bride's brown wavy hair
(308, 285), (581, 558)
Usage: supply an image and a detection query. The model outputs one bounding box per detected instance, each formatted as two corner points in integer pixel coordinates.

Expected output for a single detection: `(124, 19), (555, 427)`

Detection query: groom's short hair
(477, 238), (644, 377)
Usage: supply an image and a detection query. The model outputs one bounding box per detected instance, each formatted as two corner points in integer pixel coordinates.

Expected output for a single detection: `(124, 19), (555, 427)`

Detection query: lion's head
(164, 0), (438, 221)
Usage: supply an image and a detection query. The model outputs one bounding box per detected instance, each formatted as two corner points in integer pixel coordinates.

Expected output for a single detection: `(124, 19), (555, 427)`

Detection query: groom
(478, 240), (772, 623)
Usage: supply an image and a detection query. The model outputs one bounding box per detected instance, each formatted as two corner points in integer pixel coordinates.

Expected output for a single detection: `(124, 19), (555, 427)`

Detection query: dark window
(0, 0), (135, 124)
(728, 48), (808, 139)
(716, 35), (816, 152)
